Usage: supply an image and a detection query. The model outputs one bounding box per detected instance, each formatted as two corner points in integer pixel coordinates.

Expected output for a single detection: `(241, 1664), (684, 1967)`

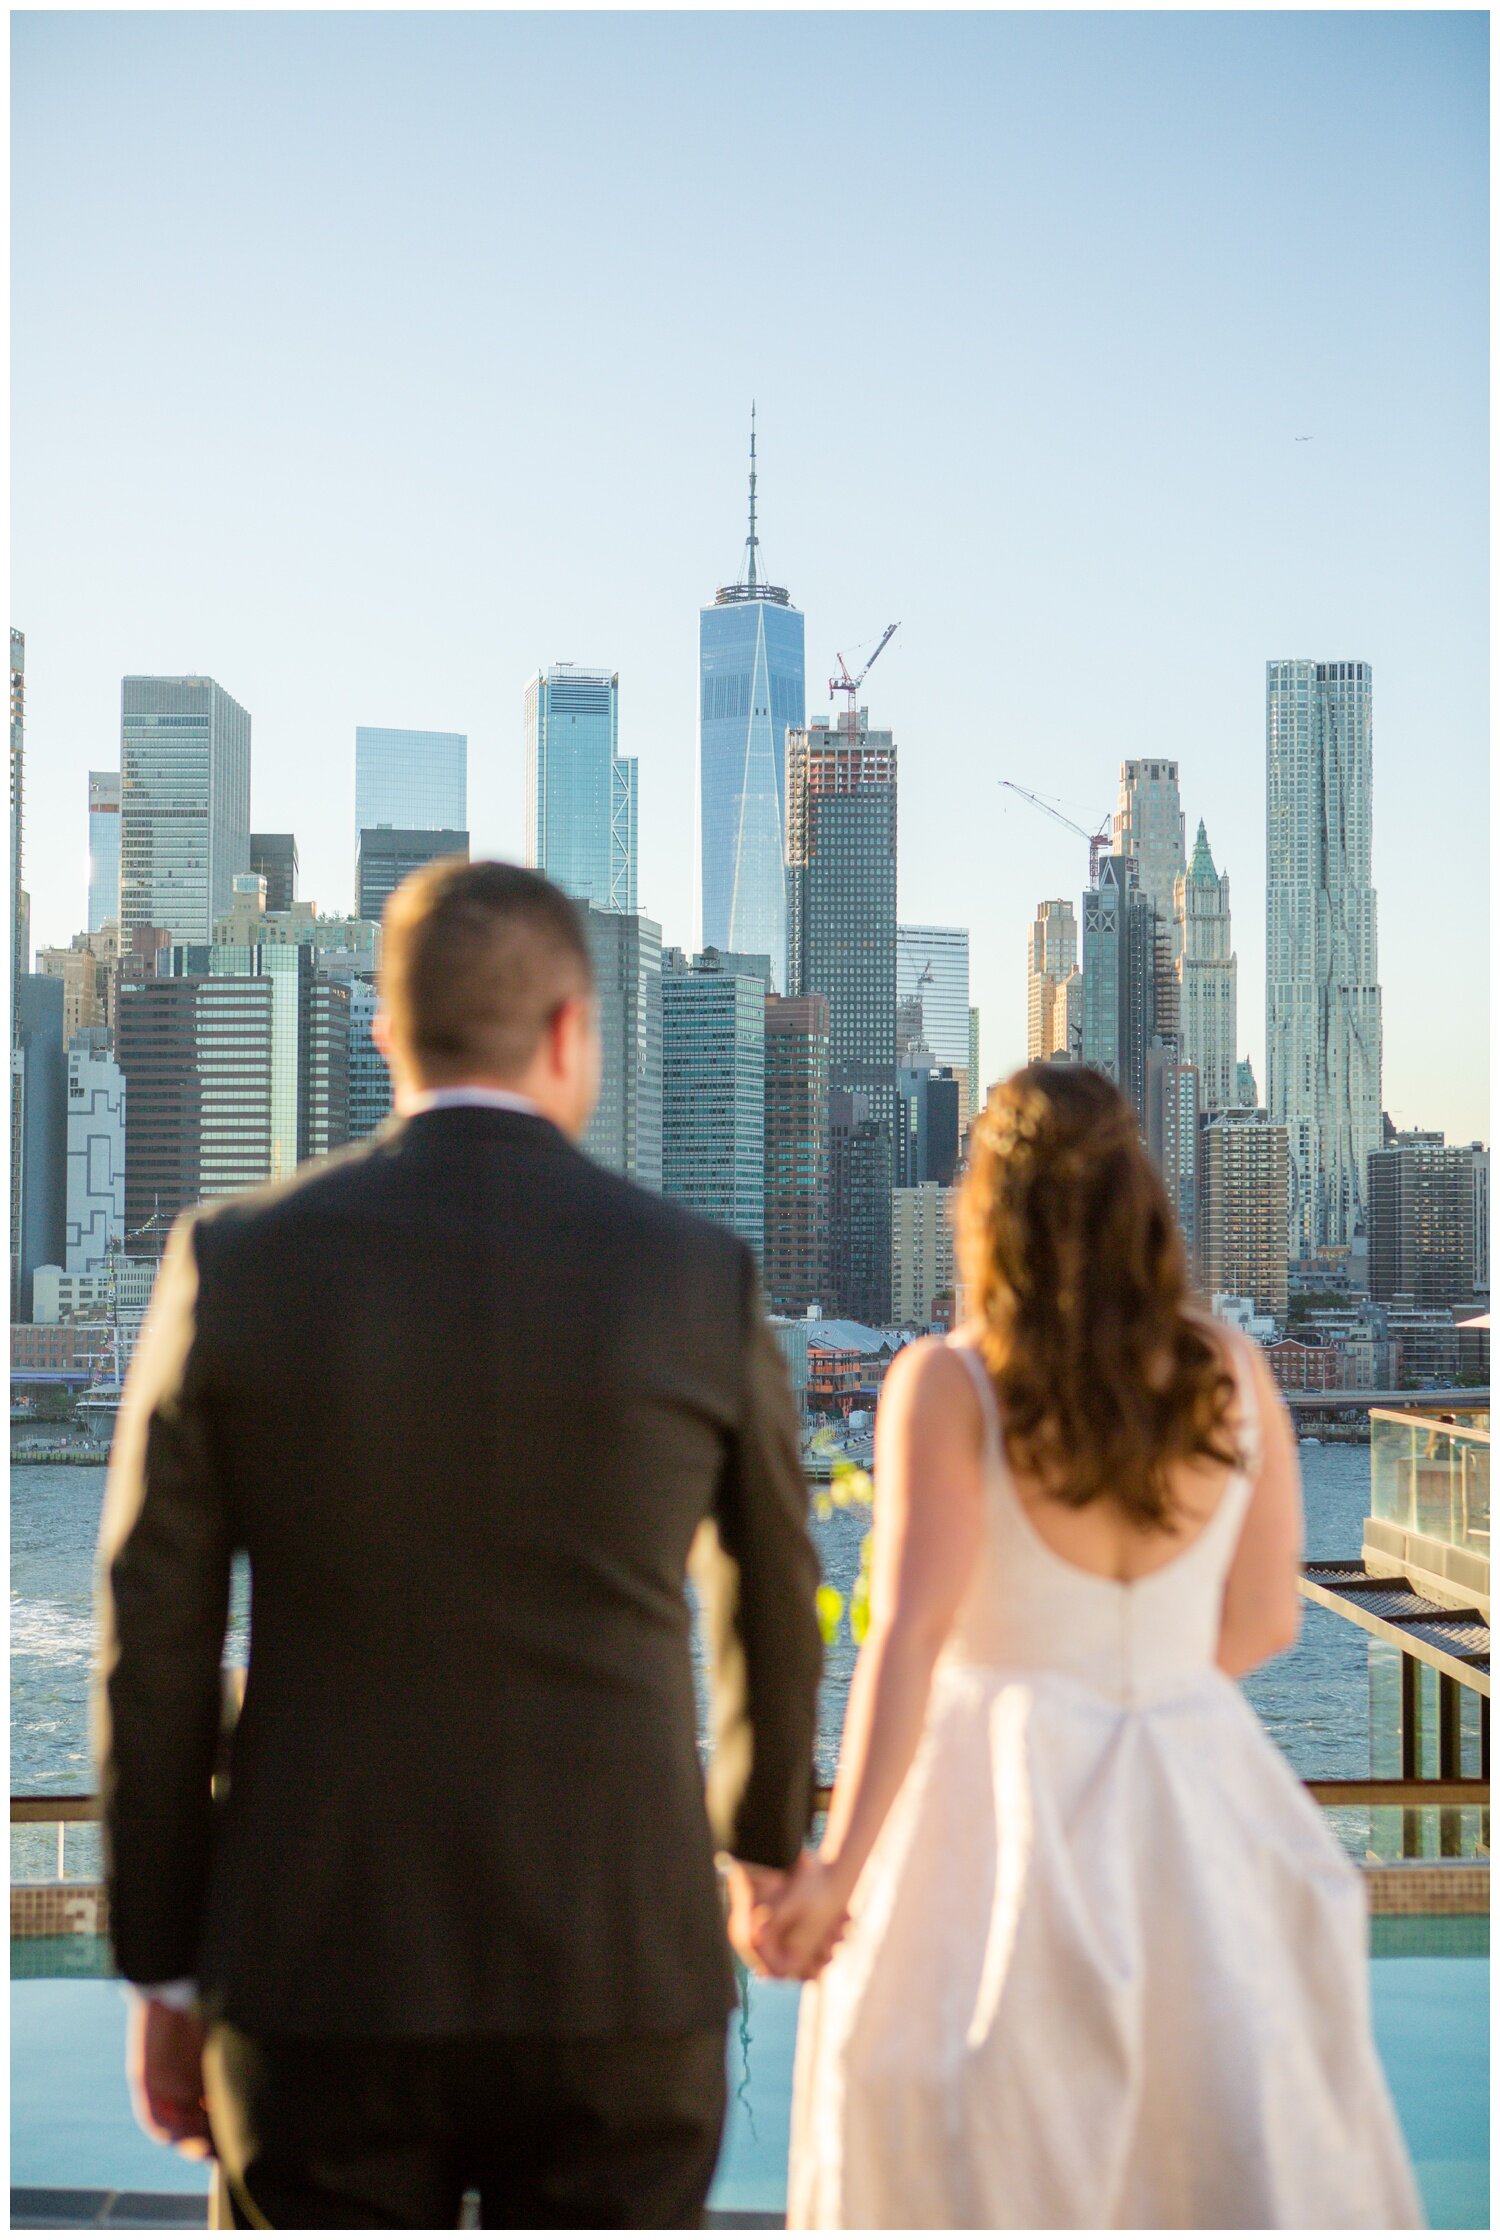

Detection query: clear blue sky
(12, 9), (1489, 1140)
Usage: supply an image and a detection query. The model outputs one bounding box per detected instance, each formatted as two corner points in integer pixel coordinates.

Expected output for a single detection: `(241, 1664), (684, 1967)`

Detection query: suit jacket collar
(377, 1104), (572, 1157)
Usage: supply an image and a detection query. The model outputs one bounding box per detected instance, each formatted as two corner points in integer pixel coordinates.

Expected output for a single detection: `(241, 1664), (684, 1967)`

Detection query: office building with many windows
(354, 727), (467, 842)
(1266, 659), (1382, 1259)
(1027, 899), (1079, 1063)
(896, 1062), (962, 1189)
(36, 937), (114, 1046)
(892, 1182), (957, 1329)
(763, 993), (830, 1316)
(120, 676), (251, 947)
(338, 970), (392, 1142)
(1145, 1044), (1199, 1259)
(1082, 853), (1158, 1124)
(1114, 759), (1186, 936)
(65, 1030), (126, 1272)
(250, 832), (299, 914)
(896, 927), (972, 1122)
(14, 974), (67, 1319)
(169, 941), (350, 1181)
(582, 907), (662, 1190)
(699, 414), (804, 989)
(356, 828), (469, 923)
(524, 666), (636, 913)
(1368, 1132), (1479, 1311)
(1198, 1107), (1290, 1318)
(88, 770), (121, 933)
(787, 711), (898, 1323)
(121, 941), (350, 1247)
(661, 949), (765, 1254)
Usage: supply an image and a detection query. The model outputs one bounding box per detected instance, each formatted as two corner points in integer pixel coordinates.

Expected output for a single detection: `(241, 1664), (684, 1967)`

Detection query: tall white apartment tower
(1175, 820), (1237, 1112)
(1265, 659), (1382, 1259)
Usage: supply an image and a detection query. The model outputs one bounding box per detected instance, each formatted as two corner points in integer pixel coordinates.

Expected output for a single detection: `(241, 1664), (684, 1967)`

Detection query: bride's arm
(763, 1341), (985, 1971)
(1216, 1346), (1304, 1679)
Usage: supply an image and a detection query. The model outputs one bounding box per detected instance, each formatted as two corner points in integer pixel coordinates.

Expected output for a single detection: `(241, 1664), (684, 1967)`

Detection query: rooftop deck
(11, 1787), (1491, 2230)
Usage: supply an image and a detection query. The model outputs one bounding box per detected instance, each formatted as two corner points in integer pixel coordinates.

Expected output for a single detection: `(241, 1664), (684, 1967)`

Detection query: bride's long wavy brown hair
(958, 1063), (1240, 1529)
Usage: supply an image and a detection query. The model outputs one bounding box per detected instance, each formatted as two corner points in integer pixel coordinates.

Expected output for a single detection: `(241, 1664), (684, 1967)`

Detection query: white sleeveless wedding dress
(787, 1339), (1422, 2230)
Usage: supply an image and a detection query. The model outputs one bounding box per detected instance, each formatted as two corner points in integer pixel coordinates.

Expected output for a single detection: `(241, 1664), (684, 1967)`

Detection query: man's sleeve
(94, 1212), (233, 1987)
(694, 1249), (822, 1870)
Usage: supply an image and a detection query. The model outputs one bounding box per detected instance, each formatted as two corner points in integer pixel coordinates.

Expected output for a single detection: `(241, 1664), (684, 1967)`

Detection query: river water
(12, 1442), (1377, 1862)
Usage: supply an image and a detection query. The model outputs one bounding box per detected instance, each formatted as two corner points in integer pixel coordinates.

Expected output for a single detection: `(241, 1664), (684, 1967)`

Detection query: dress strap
(947, 1339), (1004, 1463)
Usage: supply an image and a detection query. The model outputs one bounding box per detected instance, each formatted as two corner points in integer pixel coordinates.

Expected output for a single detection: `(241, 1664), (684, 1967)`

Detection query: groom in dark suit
(96, 858), (822, 2228)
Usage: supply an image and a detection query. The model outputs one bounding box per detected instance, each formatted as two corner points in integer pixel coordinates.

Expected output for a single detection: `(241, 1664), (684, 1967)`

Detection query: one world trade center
(699, 411), (805, 991)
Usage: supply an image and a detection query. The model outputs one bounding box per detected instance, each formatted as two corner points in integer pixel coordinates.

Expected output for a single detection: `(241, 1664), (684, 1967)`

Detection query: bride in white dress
(764, 1063), (1421, 2230)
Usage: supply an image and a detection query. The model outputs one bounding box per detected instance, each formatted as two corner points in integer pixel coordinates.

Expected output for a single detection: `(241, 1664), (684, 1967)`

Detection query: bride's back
(936, 1063), (1293, 1697)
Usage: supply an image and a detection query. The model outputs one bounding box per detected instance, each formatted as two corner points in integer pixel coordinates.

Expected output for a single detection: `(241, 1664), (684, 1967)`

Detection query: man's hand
(722, 1857), (789, 1976)
(126, 1996), (214, 2157)
(755, 1853), (852, 1981)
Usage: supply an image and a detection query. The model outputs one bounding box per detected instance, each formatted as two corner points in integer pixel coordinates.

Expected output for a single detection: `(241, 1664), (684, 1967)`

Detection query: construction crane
(999, 779), (1112, 884)
(829, 622), (899, 723)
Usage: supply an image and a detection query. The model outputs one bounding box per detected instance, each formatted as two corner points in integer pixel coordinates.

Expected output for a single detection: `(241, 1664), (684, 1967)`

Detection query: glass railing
(1369, 1409), (1490, 1563)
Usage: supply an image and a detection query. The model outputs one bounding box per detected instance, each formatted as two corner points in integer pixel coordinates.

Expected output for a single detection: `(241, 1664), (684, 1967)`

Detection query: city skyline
(12, 11), (1487, 1140)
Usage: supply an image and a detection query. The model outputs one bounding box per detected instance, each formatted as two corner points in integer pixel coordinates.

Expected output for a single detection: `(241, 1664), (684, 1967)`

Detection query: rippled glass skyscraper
(699, 413), (804, 991)
(1265, 658), (1382, 1259)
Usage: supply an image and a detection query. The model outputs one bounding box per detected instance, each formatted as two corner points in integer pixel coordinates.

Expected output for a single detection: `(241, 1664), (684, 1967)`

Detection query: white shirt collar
(402, 1087), (543, 1119)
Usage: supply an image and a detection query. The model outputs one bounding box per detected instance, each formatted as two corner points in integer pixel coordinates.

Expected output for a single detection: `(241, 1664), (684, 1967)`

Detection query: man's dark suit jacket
(96, 1106), (822, 2040)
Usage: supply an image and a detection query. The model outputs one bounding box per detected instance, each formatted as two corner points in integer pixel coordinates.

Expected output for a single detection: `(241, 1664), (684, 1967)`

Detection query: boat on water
(76, 1381), (125, 1442)
(1299, 1433), (1322, 1447)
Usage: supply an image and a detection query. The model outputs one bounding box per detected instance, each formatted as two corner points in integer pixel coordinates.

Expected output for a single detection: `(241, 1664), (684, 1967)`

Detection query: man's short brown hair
(380, 859), (593, 1085)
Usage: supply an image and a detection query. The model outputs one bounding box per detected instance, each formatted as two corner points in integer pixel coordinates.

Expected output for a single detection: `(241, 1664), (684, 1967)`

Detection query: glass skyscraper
(250, 832), (299, 914)
(787, 713), (898, 1323)
(354, 728), (467, 840)
(88, 771), (121, 933)
(524, 667), (636, 912)
(120, 676), (251, 946)
(896, 927), (972, 1121)
(661, 949), (766, 1255)
(1082, 852), (1158, 1124)
(355, 828), (469, 923)
(342, 971), (394, 1142)
(582, 907), (663, 1189)
(699, 415), (804, 990)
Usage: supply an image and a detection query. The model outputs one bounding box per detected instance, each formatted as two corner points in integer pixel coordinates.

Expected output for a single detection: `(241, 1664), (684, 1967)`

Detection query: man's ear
(551, 994), (585, 1077)
(372, 1010), (394, 1062)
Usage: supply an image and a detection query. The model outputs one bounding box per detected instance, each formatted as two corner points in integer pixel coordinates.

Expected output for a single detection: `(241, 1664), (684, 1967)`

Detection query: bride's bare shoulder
(880, 1333), (985, 1430)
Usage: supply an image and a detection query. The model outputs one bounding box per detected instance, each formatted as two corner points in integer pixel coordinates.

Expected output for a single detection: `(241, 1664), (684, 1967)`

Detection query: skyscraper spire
(715, 406), (788, 607)
(746, 402), (759, 588)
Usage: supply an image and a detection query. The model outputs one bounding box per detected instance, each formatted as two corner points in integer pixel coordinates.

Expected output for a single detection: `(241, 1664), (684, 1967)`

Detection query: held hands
(725, 1852), (853, 1982)
(126, 1997), (214, 2158)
